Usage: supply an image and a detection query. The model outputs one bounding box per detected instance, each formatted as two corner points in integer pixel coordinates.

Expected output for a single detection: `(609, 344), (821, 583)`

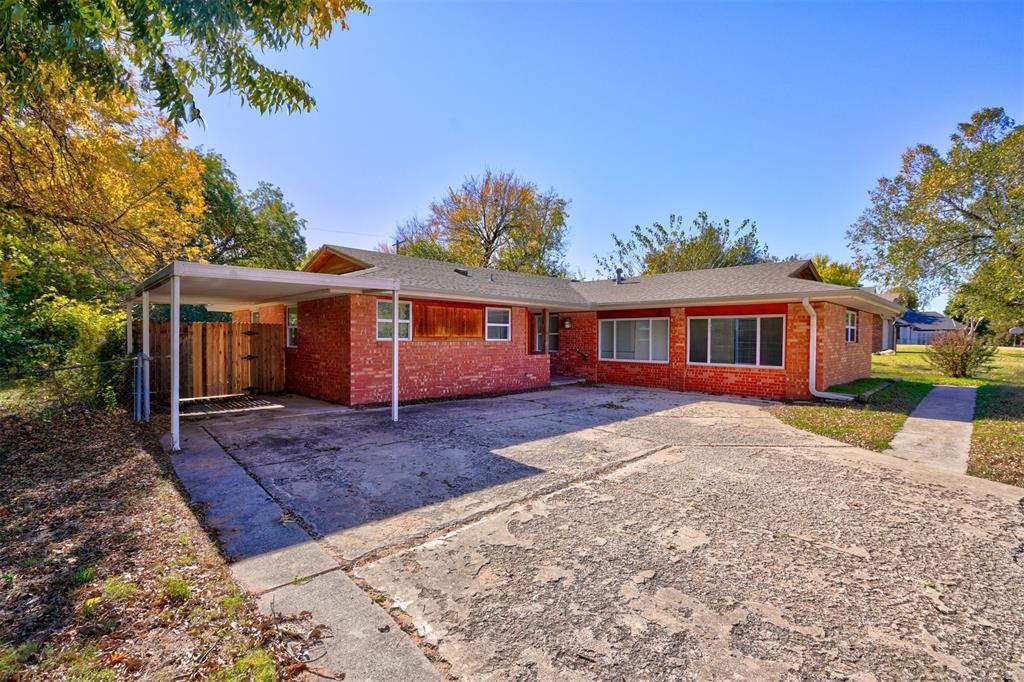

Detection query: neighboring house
(224, 245), (902, 403)
(894, 310), (960, 345)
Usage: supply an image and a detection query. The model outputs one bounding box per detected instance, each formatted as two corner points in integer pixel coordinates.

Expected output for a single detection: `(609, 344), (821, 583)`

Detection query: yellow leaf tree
(0, 71), (206, 287)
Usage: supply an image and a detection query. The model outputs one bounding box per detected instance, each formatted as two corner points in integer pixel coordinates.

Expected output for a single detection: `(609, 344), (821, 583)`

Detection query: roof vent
(489, 273), (496, 283)
(454, 267), (470, 277)
(615, 267), (625, 285)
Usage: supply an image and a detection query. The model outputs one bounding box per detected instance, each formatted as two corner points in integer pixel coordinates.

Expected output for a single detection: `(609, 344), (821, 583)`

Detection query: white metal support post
(541, 308), (548, 354)
(142, 290), (151, 421)
(391, 287), (399, 422)
(170, 276), (181, 450)
(125, 300), (133, 354)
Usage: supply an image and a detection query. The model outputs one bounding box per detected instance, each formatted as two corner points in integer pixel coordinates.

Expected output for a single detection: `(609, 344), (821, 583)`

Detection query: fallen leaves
(0, 411), (318, 678)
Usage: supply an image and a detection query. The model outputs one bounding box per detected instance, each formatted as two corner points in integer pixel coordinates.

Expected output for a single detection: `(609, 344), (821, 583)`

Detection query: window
(845, 310), (858, 343)
(688, 316), (784, 368)
(598, 318), (669, 363)
(377, 300), (412, 340)
(533, 313), (559, 352)
(286, 306), (298, 347)
(251, 310), (260, 324)
(485, 307), (511, 341)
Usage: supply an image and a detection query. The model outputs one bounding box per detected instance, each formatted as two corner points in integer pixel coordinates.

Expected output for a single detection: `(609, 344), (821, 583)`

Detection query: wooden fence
(140, 322), (285, 401)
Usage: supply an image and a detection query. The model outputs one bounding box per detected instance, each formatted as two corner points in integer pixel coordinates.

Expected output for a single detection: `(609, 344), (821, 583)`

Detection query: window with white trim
(377, 300), (412, 340)
(251, 310), (260, 324)
(845, 310), (858, 343)
(687, 315), (784, 367)
(533, 313), (559, 352)
(485, 307), (511, 341)
(286, 306), (298, 347)
(598, 318), (669, 362)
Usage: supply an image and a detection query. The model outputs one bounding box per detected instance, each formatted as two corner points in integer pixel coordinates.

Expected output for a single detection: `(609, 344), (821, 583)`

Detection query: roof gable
(304, 248), (371, 275)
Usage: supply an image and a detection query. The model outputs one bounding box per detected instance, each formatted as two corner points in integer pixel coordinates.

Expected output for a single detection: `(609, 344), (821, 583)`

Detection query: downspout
(801, 297), (855, 402)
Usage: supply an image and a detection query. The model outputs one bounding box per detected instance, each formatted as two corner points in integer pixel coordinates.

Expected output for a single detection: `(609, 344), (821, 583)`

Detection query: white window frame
(286, 306), (298, 347)
(686, 314), (786, 369)
(597, 317), (670, 364)
(845, 310), (858, 343)
(533, 313), (559, 353)
(485, 307), (512, 342)
(376, 299), (412, 341)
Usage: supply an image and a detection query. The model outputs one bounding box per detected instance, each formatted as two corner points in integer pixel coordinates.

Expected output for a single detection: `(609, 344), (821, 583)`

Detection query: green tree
(946, 262), (1023, 340)
(0, 0), (370, 124)
(385, 170), (570, 277)
(595, 212), (771, 277)
(196, 152), (307, 270)
(811, 254), (862, 287)
(848, 107), (1024, 304)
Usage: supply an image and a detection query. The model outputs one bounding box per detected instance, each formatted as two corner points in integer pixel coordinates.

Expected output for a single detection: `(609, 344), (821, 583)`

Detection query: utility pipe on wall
(801, 297), (855, 402)
(391, 286), (399, 423)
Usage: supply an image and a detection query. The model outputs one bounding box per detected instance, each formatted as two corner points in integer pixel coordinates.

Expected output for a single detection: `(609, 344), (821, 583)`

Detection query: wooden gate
(142, 322), (285, 401)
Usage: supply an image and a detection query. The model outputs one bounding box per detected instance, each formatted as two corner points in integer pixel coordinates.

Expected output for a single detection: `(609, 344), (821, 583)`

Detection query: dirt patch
(0, 412), (321, 679)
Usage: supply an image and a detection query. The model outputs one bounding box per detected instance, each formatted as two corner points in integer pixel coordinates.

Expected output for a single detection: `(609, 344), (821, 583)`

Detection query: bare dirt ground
(199, 385), (1024, 680)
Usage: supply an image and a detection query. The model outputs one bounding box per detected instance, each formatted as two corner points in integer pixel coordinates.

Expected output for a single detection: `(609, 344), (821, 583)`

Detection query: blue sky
(187, 0), (1023, 308)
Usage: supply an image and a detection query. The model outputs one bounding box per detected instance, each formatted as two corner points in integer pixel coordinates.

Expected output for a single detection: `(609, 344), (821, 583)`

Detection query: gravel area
(199, 386), (1024, 680)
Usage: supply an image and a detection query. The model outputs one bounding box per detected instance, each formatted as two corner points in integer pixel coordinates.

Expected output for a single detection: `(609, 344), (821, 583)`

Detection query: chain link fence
(0, 354), (153, 419)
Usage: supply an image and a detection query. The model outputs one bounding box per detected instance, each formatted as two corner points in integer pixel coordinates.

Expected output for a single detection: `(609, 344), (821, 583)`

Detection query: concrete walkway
(169, 423), (440, 681)
(885, 385), (978, 473)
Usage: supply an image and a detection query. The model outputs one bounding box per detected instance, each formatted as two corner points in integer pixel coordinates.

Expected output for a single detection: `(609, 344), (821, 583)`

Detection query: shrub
(924, 330), (996, 378)
(163, 575), (191, 602)
(72, 567), (96, 585)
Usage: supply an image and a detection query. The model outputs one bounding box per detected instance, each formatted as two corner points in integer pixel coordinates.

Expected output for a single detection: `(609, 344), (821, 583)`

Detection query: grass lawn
(874, 344), (1024, 386)
(969, 385), (1024, 488)
(825, 377), (894, 397)
(772, 345), (1024, 488)
(0, 411), (318, 679)
(770, 380), (933, 451)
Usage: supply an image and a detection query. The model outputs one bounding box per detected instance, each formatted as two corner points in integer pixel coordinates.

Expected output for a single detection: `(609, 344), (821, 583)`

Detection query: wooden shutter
(413, 304), (483, 339)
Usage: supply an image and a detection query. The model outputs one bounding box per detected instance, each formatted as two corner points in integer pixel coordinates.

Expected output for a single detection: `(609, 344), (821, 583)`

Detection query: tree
(595, 212), (772, 277)
(0, 72), (206, 287)
(946, 262), (1023, 340)
(0, 0), (370, 124)
(385, 170), (570, 277)
(811, 254), (862, 287)
(195, 152), (307, 270)
(848, 107), (1024, 304)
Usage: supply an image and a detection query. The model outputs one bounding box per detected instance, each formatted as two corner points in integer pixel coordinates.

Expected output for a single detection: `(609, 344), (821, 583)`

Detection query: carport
(129, 261), (400, 450)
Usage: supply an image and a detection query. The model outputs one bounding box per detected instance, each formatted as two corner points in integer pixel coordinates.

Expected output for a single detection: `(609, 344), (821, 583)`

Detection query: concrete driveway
(197, 385), (1024, 680)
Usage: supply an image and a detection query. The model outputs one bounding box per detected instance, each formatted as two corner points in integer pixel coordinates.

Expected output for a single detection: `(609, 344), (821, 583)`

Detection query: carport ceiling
(132, 261), (399, 309)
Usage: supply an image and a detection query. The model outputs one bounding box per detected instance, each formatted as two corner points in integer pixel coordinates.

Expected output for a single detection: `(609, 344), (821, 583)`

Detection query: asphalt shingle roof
(325, 246), (589, 306)
(569, 260), (855, 305)
(896, 310), (960, 331)
(324, 245), (888, 310)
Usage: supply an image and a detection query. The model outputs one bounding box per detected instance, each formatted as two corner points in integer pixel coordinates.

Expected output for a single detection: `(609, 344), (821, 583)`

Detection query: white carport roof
(129, 261), (402, 453)
(131, 261), (399, 307)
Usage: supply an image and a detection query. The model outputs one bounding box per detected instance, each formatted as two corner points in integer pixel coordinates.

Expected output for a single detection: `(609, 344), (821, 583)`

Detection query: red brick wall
(285, 297), (351, 404)
(817, 302), (873, 390)
(550, 312), (598, 381)
(871, 314), (884, 353)
(347, 295), (549, 405)
(280, 293), (876, 404)
(551, 309), (684, 389)
(231, 304), (285, 325)
(682, 304), (793, 400)
(552, 301), (871, 400)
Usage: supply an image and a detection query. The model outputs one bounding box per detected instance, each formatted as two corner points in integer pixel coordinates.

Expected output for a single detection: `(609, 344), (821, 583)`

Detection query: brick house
(226, 245), (903, 404)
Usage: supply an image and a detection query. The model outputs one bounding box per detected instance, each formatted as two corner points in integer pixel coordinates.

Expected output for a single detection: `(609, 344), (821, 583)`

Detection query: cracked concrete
(190, 385), (1024, 680)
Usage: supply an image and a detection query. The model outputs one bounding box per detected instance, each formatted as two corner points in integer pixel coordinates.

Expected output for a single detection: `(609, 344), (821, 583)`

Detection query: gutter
(801, 297), (855, 402)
